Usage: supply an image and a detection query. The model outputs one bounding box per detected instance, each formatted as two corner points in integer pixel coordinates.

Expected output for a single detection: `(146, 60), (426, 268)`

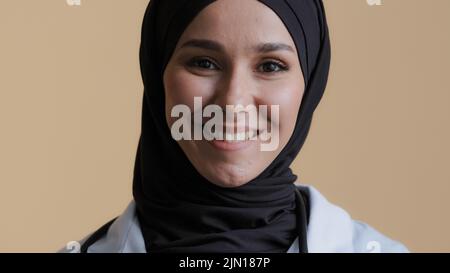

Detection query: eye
(258, 60), (289, 73)
(187, 57), (219, 70)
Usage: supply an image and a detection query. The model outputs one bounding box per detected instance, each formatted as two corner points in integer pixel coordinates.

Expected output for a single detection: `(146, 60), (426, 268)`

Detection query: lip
(208, 138), (254, 151)
(206, 130), (261, 151)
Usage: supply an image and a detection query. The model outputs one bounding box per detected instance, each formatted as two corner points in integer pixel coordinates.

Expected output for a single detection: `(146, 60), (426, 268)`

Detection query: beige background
(0, 0), (449, 252)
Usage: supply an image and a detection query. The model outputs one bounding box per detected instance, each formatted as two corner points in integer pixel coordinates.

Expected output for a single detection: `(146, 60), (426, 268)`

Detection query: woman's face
(163, 0), (304, 188)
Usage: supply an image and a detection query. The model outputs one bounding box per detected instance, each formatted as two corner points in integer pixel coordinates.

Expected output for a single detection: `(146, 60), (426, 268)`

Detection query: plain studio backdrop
(0, 0), (449, 252)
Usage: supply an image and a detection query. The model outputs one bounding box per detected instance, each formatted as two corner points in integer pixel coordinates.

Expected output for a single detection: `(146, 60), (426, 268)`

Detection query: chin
(208, 179), (249, 188)
(202, 163), (255, 188)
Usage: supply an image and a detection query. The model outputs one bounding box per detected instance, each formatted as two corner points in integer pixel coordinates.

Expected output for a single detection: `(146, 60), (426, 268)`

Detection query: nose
(212, 64), (255, 110)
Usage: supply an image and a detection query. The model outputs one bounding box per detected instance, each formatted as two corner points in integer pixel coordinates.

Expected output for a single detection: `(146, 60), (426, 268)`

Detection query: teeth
(202, 129), (258, 141)
(236, 132), (246, 141)
(224, 131), (257, 141)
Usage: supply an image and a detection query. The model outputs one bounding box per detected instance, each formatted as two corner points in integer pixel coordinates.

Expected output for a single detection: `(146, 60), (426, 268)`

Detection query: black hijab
(133, 0), (331, 253)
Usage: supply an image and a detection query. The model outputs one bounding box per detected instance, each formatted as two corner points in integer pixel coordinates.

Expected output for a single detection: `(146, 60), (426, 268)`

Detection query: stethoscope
(80, 188), (309, 253)
(294, 187), (309, 253)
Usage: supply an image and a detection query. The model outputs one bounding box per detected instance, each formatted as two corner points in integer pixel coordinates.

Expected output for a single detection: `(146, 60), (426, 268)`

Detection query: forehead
(176, 0), (296, 50)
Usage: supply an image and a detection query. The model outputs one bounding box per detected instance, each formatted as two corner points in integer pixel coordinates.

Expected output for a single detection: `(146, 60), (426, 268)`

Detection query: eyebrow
(180, 39), (295, 54)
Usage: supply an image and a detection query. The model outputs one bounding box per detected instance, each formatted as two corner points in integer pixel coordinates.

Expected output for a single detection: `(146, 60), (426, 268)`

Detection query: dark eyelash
(187, 57), (219, 70)
(186, 57), (289, 73)
(260, 59), (289, 73)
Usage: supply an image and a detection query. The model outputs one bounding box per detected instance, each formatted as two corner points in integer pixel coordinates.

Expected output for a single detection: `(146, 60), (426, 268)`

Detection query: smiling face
(163, 0), (305, 188)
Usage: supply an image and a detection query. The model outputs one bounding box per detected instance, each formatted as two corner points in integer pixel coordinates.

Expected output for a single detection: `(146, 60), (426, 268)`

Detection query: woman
(62, 0), (409, 253)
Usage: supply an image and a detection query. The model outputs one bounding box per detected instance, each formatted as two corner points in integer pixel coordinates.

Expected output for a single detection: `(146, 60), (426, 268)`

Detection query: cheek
(163, 66), (217, 125)
(258, 79), (304, 139)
